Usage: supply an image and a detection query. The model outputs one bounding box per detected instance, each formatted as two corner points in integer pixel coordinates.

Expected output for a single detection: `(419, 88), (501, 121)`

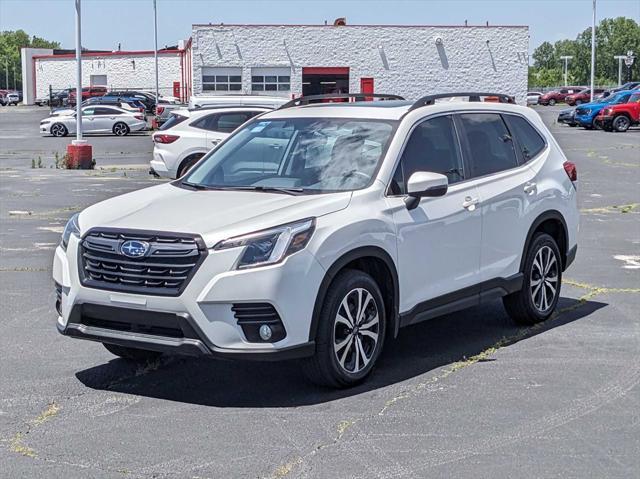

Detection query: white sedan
(527, 91), (543, 106)
(150, 106), (269, 178)
(40, 106), (147, 137)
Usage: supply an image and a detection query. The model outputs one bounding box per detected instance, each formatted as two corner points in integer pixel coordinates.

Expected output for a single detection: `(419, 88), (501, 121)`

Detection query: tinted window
(94, 107), (120, 115)
(459, 113), (518, 177)
(504, 115), (546, 162)
(159, 114), (188, 131)
(217, 113), (252, 133)
(390, 115), (464, 194)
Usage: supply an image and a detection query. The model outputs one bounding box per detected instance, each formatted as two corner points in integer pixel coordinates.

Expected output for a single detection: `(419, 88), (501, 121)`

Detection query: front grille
(79, 229), (206, 296)
(78, 304), (185, 338)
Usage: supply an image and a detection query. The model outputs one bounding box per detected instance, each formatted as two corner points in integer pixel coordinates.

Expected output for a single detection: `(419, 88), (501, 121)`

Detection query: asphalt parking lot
(1, 105), (639, 478)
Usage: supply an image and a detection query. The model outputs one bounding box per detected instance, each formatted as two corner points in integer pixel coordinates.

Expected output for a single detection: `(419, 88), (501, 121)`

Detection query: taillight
(134, 114), (144, 120)
(563, 161), (577, 182)
(153, 134), (179, 144)
(156, 106), (165, 114)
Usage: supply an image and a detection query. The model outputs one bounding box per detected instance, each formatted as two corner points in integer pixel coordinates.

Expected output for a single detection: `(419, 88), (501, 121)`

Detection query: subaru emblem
(120, 240), (150, 258)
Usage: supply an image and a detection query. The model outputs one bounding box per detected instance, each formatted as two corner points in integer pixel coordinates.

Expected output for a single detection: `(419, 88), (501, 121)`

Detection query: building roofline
(32, 49), (182, 60)
(192, 23), (528, 29)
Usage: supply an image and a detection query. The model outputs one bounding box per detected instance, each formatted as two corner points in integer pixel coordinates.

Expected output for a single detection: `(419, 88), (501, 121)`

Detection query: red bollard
(66, 141), (93, 169)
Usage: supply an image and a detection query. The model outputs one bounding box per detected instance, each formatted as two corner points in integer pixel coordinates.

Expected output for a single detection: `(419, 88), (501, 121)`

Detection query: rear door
(457, 112), (540, 285)
(93, 107), (122, 132)
(80, 107), (98, 132)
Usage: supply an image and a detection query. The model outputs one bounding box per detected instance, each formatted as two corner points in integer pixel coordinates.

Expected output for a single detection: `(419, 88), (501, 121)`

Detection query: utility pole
(590, 0), (596, 102)
(153, 0), (159, 113)
(614, 55), (625, 86)
(560, 56), (573, 87)
(4, 58), (8, 90)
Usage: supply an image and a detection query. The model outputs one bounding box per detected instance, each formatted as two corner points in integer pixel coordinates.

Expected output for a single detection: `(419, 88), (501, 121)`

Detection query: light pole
(590, 0), (596, 102)
(614, 55), (626, 86)
(560, 56), (573, 87)
(4, 58), (8, 90)
(75, 0), (83, 141)
(625, 51), (635, 83)
(153, 0), (159, 114)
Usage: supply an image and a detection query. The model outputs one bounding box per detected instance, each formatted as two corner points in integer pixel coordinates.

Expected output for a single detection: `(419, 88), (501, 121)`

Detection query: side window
(191, 114), (219, 131)
(216, 112), (251, 133)
(94, 107), (120, 115)
(390, 115), (464, 194)
(82, 107), (95, 116)
(459, 113), (518, 178)
(504, 115), (546, 162)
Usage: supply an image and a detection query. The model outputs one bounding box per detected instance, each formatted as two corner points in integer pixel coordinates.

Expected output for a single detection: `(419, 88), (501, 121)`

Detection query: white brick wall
(191, 25), (529, 104)
(34, 53), (182, 98)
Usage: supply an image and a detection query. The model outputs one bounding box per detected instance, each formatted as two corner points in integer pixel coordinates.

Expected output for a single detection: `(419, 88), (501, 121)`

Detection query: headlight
(61, 213), (80, 251)
(602, 108), (612, 115)
(214, 218), (315, 269)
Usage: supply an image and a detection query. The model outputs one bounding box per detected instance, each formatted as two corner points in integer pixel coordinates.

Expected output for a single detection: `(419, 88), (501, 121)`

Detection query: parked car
(54, 92), (578, 388)
(40, 105), (146, 137)
(612, 81), (640, 93)
(68, 86), (108, 106)
(189, 94), (288, 109)
(151, 106), (269, 178)
(595, 91), (640, 132)
(538, 87), (584, 106)
(49, 89), (73, 107)
(574, 90), (634, 129)
(94, 95), (147, 112)
(557, 107), (577, 127)
(0, 92), (6, 106)
(6, 92), (21, 105)
(35, 96), (50, 106)
(155, 103), (187, 126)
(107, 91), (158, 113)
(565, 88), (606, 106)
(52, 97), (145, 116)
(526, 92), (543, 105)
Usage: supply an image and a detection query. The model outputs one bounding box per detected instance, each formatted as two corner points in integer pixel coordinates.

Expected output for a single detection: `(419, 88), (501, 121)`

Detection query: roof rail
(409, 92), (515, 111)
(189, 104), (275, 112)
(279, 93), (405, 109)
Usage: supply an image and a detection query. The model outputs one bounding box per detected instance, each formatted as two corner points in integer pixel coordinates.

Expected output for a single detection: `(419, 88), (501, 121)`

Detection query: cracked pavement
(1, 106), (639, 478)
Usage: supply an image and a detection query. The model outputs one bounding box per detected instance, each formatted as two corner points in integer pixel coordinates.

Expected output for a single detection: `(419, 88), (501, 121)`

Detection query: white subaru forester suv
(54, 92), (578, 388)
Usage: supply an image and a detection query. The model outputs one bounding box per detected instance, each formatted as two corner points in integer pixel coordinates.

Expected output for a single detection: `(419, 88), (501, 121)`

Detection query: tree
(0, 30), (60, 90)
(529, 17), (640, 88)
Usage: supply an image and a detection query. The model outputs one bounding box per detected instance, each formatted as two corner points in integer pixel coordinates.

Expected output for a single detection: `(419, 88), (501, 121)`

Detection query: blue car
(574, 90), (634, 129)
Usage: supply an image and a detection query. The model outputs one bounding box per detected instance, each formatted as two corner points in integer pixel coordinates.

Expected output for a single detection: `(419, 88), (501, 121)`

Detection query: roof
(192, 23), (528, 29)
(261, 100), (531, 121)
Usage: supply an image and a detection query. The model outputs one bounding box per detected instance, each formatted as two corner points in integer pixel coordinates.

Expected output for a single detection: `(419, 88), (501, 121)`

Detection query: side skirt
(399, 274), (523, 328)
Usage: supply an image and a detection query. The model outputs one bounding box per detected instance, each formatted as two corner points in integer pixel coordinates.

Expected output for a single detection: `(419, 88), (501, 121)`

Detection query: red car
(538, 87), (584, 106)
(68, 85), (107, 106)
(565, 88), (606, 106)
(595, 91), (640, 132)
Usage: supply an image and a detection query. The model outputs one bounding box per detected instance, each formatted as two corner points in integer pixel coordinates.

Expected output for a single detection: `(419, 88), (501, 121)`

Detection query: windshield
(183, 117), (397, 193)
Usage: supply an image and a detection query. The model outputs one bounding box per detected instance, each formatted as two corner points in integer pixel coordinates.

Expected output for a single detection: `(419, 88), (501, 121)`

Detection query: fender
(308, 246), (400, 342)
(520, 210), (569, 271)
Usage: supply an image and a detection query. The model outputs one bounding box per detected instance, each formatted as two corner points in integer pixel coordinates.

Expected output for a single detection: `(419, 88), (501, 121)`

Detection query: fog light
(259, 324), (273, 341)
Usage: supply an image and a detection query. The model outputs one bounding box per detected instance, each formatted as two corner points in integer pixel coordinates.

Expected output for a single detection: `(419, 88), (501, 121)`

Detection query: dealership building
(22, 20), (528, 104)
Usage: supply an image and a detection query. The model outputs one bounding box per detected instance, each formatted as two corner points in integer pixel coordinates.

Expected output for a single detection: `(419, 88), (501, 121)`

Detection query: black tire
(302, 269), (386, 388)
(503, 233), (562, 326)
(549, 99), (556, 106)
(113, 122), (130, 136)
(569, 123), (577, 127)
(50, 123), (68, 137)
(103, 343), (162, 361)
(612, 115), (631, 133)
(177, 153), (204, 178)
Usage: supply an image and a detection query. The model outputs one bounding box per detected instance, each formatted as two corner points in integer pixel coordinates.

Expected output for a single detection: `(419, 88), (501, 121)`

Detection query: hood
(78, 183), (352, 247)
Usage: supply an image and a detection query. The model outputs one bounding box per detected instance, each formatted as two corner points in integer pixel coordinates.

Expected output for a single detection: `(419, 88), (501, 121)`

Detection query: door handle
(211, 140), (220, 145)
(462, 196), (479, 211)
(524, 182), (537, 195)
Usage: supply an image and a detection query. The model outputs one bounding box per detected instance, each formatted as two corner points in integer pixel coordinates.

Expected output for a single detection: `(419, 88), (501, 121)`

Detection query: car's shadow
(76, 297), (606, 407)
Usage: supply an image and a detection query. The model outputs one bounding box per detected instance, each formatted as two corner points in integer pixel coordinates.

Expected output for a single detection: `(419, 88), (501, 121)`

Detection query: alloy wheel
(530, 246), (559, 313)
(614, 116), (630, 132)
(51, 124), (65, 137)
(113, 123), (128, 136)
(333, 288), (380, 374)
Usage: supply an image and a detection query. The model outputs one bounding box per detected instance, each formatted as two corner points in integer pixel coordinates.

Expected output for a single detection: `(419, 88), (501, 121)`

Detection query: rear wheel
(103, 343), (162, 361)
(177, 153), (204, 177)
(113, 122), (130, 136)
(303, 269), (386, 388)
(50, 123), (68, 137)
(612, 115), (631, 133)
(549, 99), (556, 106)
(503, 233), (562, 326)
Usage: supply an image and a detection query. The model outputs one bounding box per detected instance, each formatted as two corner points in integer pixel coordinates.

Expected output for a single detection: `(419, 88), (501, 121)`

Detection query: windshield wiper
(180, 180), (207, 190)
(234, 186), (305, 196)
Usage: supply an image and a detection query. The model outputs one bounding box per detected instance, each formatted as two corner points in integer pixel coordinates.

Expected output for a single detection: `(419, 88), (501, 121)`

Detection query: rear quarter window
(504, 115), (546, 163)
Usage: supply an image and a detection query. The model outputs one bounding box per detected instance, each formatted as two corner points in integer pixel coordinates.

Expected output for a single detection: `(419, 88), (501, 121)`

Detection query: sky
(1, 0), (639, 55)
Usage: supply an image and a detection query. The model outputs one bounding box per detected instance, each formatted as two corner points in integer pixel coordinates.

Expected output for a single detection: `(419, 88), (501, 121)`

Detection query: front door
(388, 115), (482, 314)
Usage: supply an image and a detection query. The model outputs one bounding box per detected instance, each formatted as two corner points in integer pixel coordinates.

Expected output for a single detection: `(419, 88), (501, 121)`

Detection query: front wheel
(503, 233), (562, 326)
(549, 99), (556, 106)
(302, 270), (386, 388)
(50, 123), (68, 137)
(103, 343), (162, 361)
(612, 115), (631, 133)
(113, 122), (130, 136)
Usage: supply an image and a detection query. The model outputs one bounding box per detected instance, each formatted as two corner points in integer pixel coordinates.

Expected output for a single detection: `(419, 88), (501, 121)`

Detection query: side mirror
(405, 171), (448, 210)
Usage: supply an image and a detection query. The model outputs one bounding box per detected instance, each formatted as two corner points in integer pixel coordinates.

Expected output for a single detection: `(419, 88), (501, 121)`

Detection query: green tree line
(0, 30), (60, 90)
(529, 17), (640, 88)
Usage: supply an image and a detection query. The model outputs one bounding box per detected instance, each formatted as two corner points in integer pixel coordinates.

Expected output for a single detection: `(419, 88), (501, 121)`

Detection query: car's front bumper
(53, 235), (326, 359)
